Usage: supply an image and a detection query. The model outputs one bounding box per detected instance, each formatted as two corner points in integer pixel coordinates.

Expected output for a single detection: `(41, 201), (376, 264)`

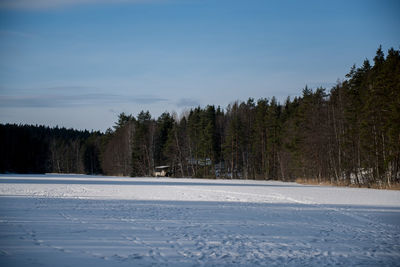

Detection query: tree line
(1, 46), (399, 187)
(0, 124), (102, 174)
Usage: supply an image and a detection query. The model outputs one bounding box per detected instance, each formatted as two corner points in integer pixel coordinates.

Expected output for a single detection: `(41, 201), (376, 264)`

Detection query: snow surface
(0, 174), (399, 266)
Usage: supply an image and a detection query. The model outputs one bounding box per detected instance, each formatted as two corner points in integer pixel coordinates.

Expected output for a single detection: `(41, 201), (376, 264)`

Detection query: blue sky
(0, 0), (399, 131)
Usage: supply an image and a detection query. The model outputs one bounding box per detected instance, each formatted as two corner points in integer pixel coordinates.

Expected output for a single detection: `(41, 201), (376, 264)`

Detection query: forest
(1, 46), (399, 188)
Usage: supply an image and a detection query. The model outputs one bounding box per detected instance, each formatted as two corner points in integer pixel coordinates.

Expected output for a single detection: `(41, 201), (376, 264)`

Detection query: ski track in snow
(0, 174), (399, 266)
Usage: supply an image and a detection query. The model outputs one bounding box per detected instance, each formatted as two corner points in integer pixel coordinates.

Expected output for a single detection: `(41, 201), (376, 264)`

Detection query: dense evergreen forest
(1, 46), (399, 187)
(0, 124), (103, 174)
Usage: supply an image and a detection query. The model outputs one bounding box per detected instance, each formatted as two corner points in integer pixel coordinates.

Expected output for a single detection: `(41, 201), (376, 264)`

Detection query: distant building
(187, 158), (212, 166)
(153, 166), (171, 177)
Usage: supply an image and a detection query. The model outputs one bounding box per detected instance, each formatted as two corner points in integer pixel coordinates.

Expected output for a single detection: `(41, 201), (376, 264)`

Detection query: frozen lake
(0, 174), (399, 266)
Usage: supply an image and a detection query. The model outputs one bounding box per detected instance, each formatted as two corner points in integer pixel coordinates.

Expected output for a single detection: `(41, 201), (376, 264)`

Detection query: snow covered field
(0, 174), (399, 266)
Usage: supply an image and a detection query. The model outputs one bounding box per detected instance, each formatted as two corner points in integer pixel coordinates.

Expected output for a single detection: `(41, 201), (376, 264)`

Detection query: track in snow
(0, 174), (399, 266)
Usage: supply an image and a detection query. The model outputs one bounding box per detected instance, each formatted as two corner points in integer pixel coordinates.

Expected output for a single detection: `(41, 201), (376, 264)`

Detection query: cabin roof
(155, 166), (170, 169)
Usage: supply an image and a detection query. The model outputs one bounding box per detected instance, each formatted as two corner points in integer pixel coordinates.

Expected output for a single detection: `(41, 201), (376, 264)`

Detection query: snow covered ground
(0, 174), (399, 266)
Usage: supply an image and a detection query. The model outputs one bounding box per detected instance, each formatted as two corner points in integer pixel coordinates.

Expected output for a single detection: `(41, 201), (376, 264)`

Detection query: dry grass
(295, 178), (400, 190)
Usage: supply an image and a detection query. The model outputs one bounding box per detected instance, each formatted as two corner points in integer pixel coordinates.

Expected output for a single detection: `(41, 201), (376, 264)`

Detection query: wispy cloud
(0, 30), (38, 39)
(0, 93), (167, 108)
(176, 98), (200, 108)
(0, 0), (165, 9)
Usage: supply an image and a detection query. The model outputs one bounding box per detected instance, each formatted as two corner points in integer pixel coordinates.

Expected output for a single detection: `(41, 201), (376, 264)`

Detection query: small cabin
(153, 166), (170, 177)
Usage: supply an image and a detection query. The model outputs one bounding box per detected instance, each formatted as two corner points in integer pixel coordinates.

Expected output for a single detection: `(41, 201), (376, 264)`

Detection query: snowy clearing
(0, 174), (399, 266)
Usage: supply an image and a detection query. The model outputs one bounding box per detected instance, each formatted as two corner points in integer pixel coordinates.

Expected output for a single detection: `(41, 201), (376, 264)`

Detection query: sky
(0, 0), (399, 132)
